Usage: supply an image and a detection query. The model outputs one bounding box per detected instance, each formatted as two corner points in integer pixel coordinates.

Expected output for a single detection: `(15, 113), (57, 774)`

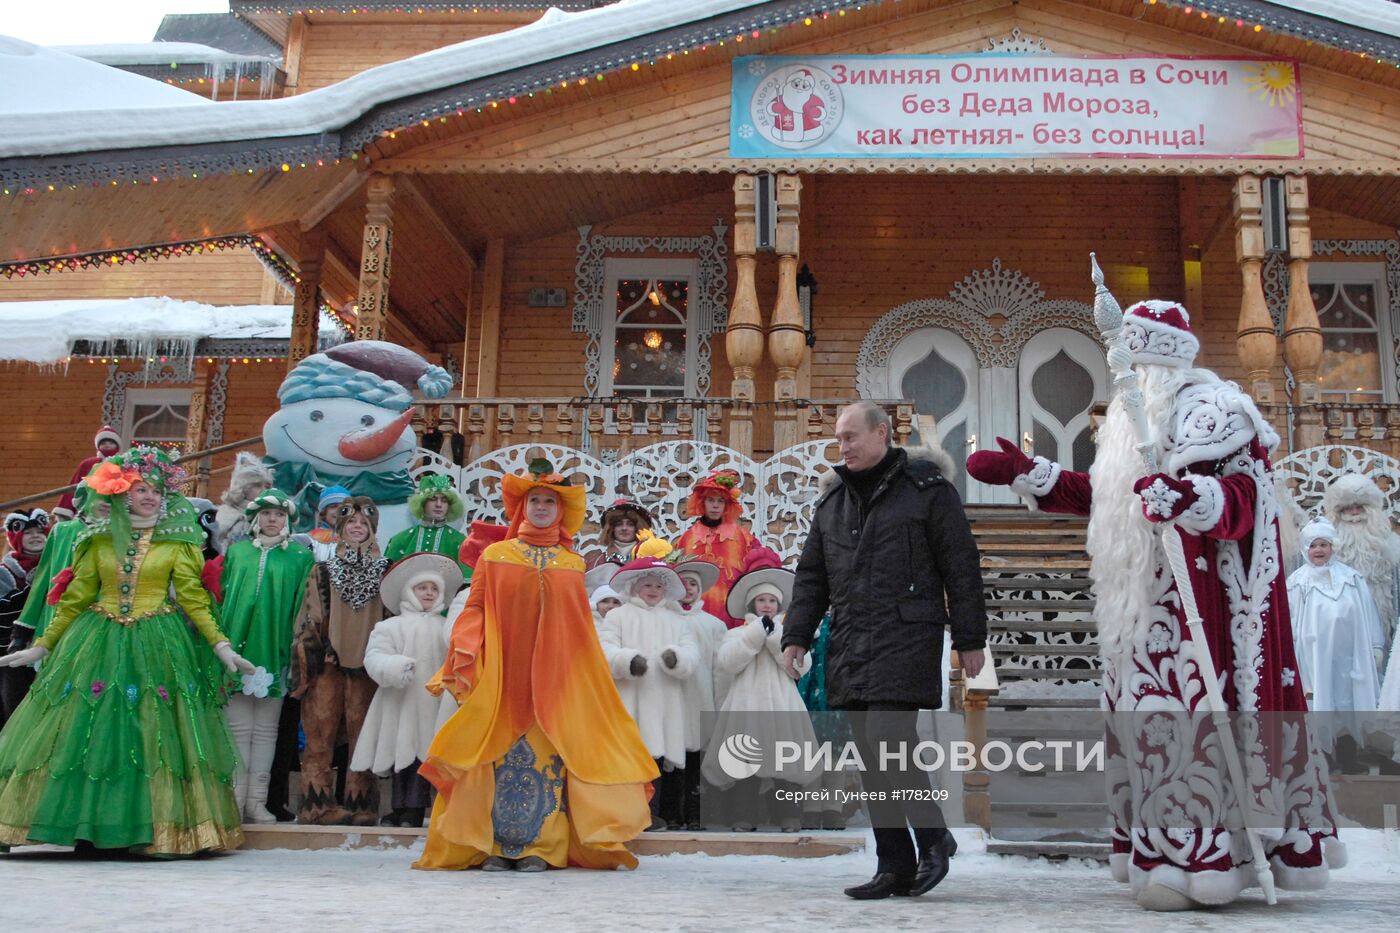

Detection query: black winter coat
(782, 446), (987, 709)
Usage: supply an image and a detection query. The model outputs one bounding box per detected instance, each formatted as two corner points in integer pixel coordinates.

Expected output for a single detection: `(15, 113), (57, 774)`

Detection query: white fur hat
(1299, 517), (1338, 559)
(590, 584), (621, 608)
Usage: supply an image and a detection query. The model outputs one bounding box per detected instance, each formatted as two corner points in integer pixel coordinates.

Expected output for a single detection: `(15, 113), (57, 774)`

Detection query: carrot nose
(337, 408), (414, 461)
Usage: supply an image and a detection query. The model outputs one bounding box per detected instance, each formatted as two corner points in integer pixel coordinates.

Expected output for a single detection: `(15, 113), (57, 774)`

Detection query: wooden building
(1, 0), (1398, 514)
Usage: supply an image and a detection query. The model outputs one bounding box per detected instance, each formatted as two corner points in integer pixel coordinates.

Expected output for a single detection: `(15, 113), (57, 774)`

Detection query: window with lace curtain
(1310, 262), (1394, 404)
(123, 388), (191, 450)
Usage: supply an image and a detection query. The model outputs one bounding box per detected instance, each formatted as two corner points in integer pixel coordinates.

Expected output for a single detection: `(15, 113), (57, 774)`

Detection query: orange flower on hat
(85, 461), (141, 496)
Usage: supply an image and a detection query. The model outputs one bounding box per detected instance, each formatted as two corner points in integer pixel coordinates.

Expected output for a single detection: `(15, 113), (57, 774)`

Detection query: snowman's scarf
(326, 546), (388, 610)
(268, 458), (413, 532)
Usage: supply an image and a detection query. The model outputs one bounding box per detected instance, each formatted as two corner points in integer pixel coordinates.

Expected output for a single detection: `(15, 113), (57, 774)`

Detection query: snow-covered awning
(0, 298), (344, 365)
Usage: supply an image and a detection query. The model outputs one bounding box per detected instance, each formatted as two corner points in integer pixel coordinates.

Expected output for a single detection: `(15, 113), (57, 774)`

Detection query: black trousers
(844, 702), (948, 875)
(265, 696), (301, 817)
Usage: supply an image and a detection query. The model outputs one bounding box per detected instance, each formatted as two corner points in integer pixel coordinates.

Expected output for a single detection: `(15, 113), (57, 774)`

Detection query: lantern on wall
(797, 264), (817, 348)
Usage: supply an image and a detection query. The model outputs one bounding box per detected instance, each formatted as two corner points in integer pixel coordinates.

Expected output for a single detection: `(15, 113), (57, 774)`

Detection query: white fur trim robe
(350, 605), (451, 775)
(599, 596), (700, 769)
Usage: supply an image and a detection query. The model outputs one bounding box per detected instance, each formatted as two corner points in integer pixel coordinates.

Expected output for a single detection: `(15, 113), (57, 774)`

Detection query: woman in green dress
(0, 446), (254, 855)
(217, 488), (314, 824)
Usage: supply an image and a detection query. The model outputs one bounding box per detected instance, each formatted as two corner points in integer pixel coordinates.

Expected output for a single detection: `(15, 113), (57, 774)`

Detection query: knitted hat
(5, 508), (49, 556)
(317, 485), (352, 514)
(409, 473), (464, 524)
(93, 425), (122, 449)
(244, 488), (296, 522)
(1121, 301), (1199, 368)
(610, 556), (685, 602)
(686, 468), (744, 523)
(278, 341), (453, 412)
(1300, 517), (1338, 559)
(459, 519), (508, 570)
(380, 552), (464, 613)
(590, 584), (621, 609)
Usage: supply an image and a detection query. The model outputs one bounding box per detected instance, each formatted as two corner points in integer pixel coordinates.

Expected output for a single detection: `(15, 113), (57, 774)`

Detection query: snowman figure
(768, 69), (826, 143)
(262, 341), (453, 544)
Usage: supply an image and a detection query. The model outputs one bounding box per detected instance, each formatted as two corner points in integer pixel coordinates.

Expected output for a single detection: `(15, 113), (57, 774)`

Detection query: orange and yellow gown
(415, 528), (658, 870)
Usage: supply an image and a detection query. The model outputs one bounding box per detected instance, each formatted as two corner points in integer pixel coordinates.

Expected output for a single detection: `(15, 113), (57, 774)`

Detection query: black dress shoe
(901, 834), (958, 897)
(844, 872), (914, 900)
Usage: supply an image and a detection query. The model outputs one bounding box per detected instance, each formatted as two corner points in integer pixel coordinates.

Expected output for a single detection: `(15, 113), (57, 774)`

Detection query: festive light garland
(0, 234), (356, 332)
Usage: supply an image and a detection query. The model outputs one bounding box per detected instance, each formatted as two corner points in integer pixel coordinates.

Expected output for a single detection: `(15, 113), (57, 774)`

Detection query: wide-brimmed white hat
(584, 561), (620, 593)
(610, 556), (685, 602)
(380, 552), (464, 612)
(726, 566), (795, 619)
(670, 557), (720, 594)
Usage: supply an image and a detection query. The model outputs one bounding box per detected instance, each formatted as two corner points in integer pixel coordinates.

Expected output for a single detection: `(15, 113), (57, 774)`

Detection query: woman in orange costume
(415, 460), (658, 872)
(676, 469), (778, 628)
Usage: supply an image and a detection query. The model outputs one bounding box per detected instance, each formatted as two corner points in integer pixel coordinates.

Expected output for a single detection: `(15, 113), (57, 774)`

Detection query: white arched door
(887, 328), (983, 502)
(1017, 328), (1108, 473)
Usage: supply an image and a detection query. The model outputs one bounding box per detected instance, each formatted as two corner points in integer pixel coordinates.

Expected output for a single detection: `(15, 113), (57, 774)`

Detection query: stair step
(991, 696), (1102, 709)
(992, 644), (1101, 658)
(978, 543), (1090, 554)
(986, 599), (1094, 612)
(997, 667), (1102, 681)
(982, 561), (1090, 572)
(983, 576), (1093, 590)
(973, 528), (1087, 540)
(989, 619), (1098, 634)
(991, 801), (1108, 814)
(985, 840), (1111, 861)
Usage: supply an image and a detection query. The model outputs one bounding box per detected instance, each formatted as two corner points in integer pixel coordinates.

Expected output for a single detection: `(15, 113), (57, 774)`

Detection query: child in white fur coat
(598, 556), (700, 830)
(670, 557), (728, 830)
(702, 561), (818, 831)
(351, 552), (464, 828)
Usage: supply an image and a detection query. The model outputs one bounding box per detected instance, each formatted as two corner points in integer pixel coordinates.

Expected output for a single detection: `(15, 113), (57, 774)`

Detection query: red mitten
(1132, 473), (1199, 524)
(202, 555), (225, 604)
(965, 436), (1035, 487)
(46, 568), (74, 606)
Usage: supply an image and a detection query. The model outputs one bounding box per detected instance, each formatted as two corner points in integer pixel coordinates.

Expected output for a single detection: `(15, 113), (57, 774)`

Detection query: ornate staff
(1090, 253), (1277, 906)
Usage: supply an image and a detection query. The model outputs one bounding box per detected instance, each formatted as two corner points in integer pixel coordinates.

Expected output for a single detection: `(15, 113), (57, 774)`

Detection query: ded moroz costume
(968, 296), (1344, 910)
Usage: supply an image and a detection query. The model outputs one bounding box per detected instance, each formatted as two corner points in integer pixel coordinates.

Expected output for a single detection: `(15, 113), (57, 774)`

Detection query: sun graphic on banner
(1245, 62), (1297, 108)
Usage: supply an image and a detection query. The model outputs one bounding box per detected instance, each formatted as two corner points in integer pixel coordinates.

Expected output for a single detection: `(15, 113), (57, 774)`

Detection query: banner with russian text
(729, 55), (1303, 159)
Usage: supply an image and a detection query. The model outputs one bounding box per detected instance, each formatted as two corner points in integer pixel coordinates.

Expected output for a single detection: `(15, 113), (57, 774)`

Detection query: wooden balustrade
(406, 397), (914, 464)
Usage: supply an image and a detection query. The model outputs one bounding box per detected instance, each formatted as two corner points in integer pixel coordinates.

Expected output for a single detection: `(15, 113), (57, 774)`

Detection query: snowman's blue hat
(279, 344), (454, 411)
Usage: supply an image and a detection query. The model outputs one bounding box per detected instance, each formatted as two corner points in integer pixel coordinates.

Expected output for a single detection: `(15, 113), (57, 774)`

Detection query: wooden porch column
(183, 359), (214, 498)
(1233, 175), (1276, 404)
(769, 174), (805, 452)
(727, 174), (763, 457)
(355, 174), (395, 341)
(288, 229), (326, 372)
(475, 238), (505, 453)
(1282, 175), (1324, 449)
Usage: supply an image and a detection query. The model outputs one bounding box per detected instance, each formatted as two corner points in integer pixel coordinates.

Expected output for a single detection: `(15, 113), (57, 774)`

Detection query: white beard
(1086, 365), (1216, 656)
(1332, 511), (1400, 626)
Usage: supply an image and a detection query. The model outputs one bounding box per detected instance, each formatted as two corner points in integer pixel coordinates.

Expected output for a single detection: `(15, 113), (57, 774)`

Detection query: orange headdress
(685, 468), (744, 524)
(500, 458), (587, 548)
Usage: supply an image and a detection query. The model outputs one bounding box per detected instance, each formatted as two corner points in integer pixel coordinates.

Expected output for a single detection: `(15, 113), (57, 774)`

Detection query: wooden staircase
(966, 505), (1111, 860)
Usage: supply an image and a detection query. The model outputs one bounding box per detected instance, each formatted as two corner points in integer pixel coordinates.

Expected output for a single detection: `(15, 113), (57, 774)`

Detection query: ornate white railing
(1273, 444), (1400, 522)
(409, 439), (843, 564)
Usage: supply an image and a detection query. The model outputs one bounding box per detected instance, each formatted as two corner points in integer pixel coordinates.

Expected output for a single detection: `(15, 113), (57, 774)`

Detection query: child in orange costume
(415, 460), (658, 872)
(675, 469), (778, 628)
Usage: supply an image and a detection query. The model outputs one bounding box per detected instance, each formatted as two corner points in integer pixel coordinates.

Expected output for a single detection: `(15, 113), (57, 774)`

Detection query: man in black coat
(783, 401), (987, 900)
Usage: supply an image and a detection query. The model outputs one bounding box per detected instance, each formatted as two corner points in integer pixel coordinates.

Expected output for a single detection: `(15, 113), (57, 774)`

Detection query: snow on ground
(2, 827), (1396, 932)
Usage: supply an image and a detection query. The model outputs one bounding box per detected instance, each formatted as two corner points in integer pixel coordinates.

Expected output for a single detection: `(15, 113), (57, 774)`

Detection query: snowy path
(3, 829), (1397, 931)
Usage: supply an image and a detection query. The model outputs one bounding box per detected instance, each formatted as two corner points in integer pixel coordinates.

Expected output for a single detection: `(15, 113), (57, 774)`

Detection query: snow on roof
(0, 298), (341, 364)
(0, 35), (208, 117)
(1270, 0), (1400, 40)
(0, 0), (745, 157)
(55, 42), (279, 67)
